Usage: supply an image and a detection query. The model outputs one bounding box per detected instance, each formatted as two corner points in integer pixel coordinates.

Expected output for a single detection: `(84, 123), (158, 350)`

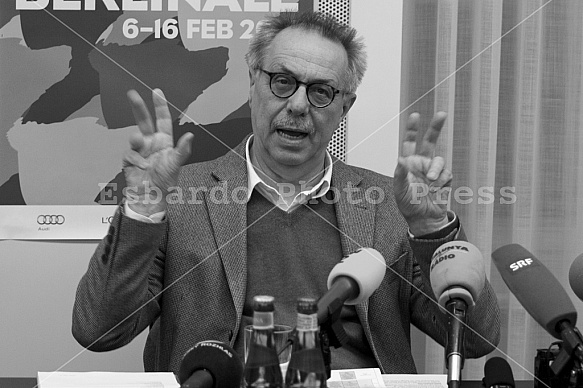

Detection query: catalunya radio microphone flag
(430, 241), (486, 388)
(430, 241), (486, 309)
(569, 253), (583, 302)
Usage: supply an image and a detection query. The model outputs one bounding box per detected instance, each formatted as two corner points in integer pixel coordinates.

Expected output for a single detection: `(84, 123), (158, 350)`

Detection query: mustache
(272, 115), (314, 133)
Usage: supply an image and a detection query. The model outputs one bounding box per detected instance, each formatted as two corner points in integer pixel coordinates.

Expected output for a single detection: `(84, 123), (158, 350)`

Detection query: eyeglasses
(260, 69), (343, 108)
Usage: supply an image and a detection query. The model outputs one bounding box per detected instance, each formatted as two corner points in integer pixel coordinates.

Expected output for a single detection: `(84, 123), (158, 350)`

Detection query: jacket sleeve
(72, 205), (167, 351)
(407, 222), (501, 358)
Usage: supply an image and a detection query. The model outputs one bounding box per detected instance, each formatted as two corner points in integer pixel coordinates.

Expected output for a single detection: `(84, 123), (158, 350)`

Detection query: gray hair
(245, 11), (367, 93)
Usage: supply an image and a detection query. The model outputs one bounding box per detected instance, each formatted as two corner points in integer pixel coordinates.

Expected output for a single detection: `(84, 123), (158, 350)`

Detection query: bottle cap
(253, 295), (275, 312)
(296, 297), (318, 314)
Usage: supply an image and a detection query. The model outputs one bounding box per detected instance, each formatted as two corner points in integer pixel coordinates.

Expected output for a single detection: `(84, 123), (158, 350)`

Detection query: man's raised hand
(122, 88), (193, 216)
(394, 112), (452, 236)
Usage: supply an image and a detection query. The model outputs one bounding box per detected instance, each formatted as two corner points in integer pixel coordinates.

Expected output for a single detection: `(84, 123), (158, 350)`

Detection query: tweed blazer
(73, 137), (500, 373)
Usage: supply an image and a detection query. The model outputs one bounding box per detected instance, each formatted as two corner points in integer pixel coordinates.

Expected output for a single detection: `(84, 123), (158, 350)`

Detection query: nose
(286, 85), (310, 116)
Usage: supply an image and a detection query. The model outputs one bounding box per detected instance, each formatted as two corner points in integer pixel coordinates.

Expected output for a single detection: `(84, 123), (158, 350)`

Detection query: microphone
(569, 253), (583, 302)
(316, 248), (386, 378)
(177, 340), (243, 388)
(483, 357), (515, 388)
(430, 241), (486, 388)
(491, 244), (583, 375)
(317, 248), (386, 326)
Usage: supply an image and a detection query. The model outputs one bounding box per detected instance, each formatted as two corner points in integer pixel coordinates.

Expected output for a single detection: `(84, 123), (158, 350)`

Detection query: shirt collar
(245, 135), (333, 210)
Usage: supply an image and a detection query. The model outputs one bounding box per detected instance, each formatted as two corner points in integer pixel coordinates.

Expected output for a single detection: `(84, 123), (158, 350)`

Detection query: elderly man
(73, 11), (500, 372)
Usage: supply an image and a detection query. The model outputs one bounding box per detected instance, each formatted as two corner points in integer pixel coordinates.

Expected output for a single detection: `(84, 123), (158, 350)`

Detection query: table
(1, 377), (534, 388)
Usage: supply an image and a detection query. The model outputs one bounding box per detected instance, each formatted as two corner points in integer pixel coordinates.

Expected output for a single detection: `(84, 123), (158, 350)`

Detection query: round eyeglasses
(260, 69), (343, 108)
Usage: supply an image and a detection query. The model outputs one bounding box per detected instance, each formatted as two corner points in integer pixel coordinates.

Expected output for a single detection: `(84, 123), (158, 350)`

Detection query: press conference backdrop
(0, 0), (317, 239)
(0, 0), (403, 377)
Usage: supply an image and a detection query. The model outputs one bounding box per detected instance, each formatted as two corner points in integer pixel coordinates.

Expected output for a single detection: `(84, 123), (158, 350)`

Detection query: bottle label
(253, 311), (274, 329)
(296, 313), (318, 331)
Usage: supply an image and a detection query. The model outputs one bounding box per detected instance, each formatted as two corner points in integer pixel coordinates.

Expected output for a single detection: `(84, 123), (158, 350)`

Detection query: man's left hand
(394, 111), (452, 236)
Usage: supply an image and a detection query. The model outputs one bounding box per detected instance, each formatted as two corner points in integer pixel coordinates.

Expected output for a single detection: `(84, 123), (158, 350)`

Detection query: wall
(0, 1), (404, 377)
(347, 0), (402, 176)
(0, 240), (147, 376)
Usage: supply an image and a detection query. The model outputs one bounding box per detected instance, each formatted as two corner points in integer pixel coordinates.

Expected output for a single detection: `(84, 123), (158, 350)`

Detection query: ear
(341, 93), (357, 118)
(248, 68), (257, 106)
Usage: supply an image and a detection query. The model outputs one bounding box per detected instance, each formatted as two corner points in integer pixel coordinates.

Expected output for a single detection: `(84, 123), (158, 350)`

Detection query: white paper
(380, 373), (447, 388)
(327, 369), (447, 388)
(327, 368), (385, 387)
(37, 371), (179, 388)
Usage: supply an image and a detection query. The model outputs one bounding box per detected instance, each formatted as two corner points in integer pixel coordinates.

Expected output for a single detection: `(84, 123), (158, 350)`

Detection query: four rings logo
(37, 215), (65, 225)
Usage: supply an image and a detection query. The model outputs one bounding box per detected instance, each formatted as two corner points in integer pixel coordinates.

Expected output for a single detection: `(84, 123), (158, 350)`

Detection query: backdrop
(1, 0), (353, 239)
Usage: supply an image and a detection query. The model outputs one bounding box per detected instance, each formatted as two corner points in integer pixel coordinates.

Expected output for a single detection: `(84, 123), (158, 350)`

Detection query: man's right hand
(123, 88), (194, 216)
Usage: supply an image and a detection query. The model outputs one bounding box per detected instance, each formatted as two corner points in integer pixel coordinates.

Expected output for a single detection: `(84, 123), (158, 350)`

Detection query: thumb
(175, 132), (194, 166)
(394, 156), (410, 191)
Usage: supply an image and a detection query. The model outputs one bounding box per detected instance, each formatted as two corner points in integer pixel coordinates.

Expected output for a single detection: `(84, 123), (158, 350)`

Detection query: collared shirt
(245, 135), (333, 212)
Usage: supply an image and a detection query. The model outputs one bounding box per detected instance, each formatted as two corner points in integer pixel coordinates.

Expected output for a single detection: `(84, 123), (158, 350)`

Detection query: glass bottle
(244, 295), (283, 388)
(285, 297), (327, 387)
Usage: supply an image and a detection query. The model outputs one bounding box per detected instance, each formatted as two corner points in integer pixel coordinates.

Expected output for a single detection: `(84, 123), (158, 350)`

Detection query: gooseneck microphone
(316, 248), (386, 378)
(569, 253), (583, 302)
(492, 244), (583, 376)
(483, 357), (515, 388)
(430, 241), (486, 388)
(177, 340), (243, 388)
(316, 247), (386, 328)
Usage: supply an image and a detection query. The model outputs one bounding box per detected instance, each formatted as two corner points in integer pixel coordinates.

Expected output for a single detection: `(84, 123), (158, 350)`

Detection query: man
(73, 11), (500, 372)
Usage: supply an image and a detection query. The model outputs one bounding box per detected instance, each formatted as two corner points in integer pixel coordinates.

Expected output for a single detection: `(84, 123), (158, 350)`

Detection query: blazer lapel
(205, 141), (249, 335)
(332, 160), (376, 254)
(332, 160), (378, 350)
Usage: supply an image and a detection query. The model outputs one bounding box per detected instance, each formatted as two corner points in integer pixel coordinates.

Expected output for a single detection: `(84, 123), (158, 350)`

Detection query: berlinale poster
(0, 0), (314, 239)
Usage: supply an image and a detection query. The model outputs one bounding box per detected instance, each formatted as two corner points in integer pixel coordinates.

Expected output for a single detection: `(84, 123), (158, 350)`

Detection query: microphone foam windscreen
(492, 243), (577, 339)
(430, 241), (486, 308)
(327, 248), (386, 305)
(483, 357), (515, 388)
(178, 340), (243, 388)
(569, 253), (583, 302)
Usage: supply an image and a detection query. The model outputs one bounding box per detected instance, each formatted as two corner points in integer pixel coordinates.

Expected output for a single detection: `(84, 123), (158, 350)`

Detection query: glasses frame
(260, 68), (343, 108)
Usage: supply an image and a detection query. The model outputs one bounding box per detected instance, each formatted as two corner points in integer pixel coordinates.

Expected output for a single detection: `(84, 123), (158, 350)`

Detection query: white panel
(347, 1), (403, 177)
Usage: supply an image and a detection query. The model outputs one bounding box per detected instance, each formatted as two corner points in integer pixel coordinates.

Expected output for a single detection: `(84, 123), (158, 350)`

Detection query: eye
(312, 84), (333, 98)
(272, 74), (294, 87)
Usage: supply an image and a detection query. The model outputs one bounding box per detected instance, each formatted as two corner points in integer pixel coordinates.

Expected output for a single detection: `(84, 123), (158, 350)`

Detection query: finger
(122, 149), (149, 170)
(393, 157), (413, 203)
(400, 155), (432, 179)
(152, 88), (173, 136)
(430, 168), (453, 190)
(426, 156), (445, 181)
(394, 157), (409, 189)
(417, 111), (447, 157)
(401, 112), (420, 157)
(175, 132), (194, 166)
(127, 89), (155, 136)
(128, 132), (146, 152)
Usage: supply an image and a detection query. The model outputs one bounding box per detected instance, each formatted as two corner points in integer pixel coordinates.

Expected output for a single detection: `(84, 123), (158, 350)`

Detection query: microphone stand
(550, 322), (583, 387)
(317, 277), (357, 379)
(445, 299), (467, 388)
(318, 297), (348, 379)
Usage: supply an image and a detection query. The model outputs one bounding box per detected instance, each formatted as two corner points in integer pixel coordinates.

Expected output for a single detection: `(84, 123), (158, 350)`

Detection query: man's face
(248, 27), (356, 179)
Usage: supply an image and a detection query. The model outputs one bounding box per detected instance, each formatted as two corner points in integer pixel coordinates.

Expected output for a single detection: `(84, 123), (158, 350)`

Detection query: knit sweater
(233, 190), (377, 368)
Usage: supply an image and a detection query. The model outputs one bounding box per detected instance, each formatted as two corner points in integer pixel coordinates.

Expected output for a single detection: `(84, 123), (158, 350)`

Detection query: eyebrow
(271, 65), (336, 86)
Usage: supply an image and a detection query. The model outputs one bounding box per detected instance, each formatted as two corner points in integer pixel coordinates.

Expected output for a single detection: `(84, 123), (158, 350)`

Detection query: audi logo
(37, 215), (65, 225)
